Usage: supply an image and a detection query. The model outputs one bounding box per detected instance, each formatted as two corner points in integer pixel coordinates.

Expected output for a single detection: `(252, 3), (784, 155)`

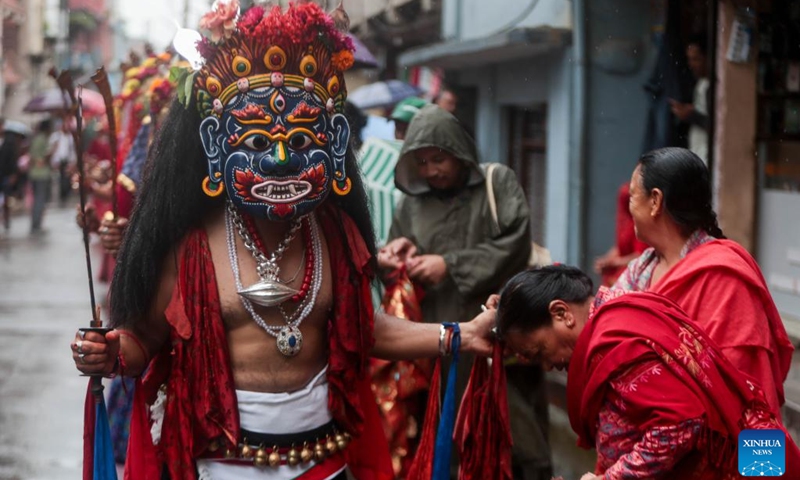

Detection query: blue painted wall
(582, 0), (657, 269)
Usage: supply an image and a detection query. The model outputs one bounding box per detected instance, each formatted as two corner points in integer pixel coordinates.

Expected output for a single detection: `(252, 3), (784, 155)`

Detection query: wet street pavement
(0, 204), (108, 479)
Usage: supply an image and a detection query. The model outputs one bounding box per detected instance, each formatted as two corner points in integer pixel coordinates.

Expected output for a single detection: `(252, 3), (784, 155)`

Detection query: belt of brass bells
(210, 431), (351, 467)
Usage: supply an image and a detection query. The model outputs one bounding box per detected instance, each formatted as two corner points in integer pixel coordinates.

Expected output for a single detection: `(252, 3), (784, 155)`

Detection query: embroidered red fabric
(567, 292), (800, 477)
(369, 267), (431, 477)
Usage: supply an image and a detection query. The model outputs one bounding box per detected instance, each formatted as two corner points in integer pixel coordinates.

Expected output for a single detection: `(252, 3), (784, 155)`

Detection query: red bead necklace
(241, 214), (313, 303)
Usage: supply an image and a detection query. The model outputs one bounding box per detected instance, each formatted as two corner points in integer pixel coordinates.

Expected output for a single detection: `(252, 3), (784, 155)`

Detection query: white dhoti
(197, 366), (346, 480)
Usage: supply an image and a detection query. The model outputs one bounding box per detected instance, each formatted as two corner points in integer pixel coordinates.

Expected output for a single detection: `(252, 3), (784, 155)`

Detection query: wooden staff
(53, 70), (100, 327)
(91, 67), (120, 218)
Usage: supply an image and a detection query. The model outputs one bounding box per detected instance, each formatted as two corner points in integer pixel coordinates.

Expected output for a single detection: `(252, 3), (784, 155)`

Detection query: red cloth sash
(651, 239), (794, 411)
(454, 342), (513, 480)
(124, 205), (392, 479)
(567, 292), (800, 476)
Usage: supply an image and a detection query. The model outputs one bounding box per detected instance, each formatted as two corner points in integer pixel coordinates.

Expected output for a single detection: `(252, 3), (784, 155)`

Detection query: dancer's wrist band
(439, 323), (460, 357)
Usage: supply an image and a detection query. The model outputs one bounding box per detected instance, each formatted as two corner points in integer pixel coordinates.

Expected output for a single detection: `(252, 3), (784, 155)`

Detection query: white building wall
(443, 0), (572, 41)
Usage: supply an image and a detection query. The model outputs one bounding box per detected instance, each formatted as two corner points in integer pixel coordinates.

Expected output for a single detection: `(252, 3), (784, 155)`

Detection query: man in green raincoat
(377, 104), (552, 479)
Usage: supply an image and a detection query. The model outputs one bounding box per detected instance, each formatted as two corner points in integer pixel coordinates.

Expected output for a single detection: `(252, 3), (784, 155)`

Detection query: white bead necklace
(225, 205), (323, 356)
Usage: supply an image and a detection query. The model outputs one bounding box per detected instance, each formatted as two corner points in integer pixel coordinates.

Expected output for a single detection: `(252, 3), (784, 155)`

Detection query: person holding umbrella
(0, 120), (29, 232)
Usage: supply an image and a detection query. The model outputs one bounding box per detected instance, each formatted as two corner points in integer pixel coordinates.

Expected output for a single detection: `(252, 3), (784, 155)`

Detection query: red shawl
(454, 343), (513, 480)
(124, 205), (392, 480)
(567, 292), (800, 476)
(652, 239), (794, 413)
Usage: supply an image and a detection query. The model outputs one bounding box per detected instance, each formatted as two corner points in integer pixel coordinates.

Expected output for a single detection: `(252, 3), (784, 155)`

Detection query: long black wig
(109, 97), (376, 327)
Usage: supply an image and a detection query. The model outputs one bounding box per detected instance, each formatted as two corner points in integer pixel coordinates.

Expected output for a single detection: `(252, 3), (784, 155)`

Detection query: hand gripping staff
(53, 68), (118, 480)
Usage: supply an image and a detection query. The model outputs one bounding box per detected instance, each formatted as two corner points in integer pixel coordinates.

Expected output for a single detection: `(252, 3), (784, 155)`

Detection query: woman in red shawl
(495, 265), (800, 479)
(613, 147), (794, 418)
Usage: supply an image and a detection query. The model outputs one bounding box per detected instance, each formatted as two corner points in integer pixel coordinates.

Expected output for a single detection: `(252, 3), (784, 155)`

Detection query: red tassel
(407, 360), (442, 479)
(455, 343), (513, 480)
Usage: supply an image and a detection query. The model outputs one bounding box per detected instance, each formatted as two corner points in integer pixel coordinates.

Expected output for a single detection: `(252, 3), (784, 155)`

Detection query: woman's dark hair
(110, 97), (376, 327)
(638, 147), (724, 238)
(496, 265), (594, 337)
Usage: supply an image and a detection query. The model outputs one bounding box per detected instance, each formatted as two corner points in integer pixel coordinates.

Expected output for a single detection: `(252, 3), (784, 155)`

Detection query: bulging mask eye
(288, 133), (312, 150)
(244, 134), (270, 151)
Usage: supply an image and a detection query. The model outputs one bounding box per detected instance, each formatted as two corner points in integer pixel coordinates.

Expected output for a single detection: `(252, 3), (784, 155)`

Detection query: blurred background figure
(49, 118), (76, 206)
(433, 86), (458, 114)
(593, 181), (648, 286)
(28, 119), (54, 234)
(669, 35), (710, 164)
(0, 120), (30, 233)
(390, 97), (428, 141)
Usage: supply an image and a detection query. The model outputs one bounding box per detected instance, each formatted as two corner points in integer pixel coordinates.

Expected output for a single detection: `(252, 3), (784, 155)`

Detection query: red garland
(243, 3), (352, 53)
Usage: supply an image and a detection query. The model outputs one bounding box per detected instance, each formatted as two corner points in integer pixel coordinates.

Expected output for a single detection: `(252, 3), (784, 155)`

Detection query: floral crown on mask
(189, 0), (354, 118)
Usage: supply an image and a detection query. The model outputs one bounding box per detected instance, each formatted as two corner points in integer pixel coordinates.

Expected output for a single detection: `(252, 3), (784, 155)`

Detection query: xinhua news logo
(739, 429), (786, 476)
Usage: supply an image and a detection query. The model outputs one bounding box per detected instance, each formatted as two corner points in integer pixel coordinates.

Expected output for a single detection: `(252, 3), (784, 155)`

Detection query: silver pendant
(238, 280), (299, 307)
(277, 325), (303, 356)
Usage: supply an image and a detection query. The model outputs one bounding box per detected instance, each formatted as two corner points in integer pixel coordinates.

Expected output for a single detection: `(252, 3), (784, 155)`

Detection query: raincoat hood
(395, 105), (484, 195)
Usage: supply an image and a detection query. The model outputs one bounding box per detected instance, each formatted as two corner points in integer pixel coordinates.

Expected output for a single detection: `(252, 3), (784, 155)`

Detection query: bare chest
(206, 215), (333, 393)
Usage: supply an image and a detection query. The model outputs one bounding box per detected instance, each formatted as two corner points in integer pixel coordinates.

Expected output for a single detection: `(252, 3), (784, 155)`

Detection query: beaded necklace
(225, 202), (323, 356)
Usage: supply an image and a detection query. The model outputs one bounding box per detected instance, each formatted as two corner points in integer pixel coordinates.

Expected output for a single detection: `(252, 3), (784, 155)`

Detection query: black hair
(109, 97), (376, 327)
(37, 119), (52, 133)
(688, 33), (707, 55)
(434, 85), (457, 103)
(638, 147), (724, 239)
(344, 101), (367, 151)
(496, 265), (594, 337)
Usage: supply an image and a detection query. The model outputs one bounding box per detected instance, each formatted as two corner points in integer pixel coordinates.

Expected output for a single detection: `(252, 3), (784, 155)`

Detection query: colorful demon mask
(192, 1), (354, 221)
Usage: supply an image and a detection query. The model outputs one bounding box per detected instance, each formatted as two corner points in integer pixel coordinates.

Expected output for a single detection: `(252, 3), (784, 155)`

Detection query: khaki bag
(484, 163), (552, 268)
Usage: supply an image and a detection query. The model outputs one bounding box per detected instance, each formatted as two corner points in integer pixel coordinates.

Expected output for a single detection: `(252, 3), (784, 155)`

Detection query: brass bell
(300, 445), (313, 463)
(254, 447), (268, 467)
(335, 433), (348, 451)
(224, 448), (235, 459)
(240, 444), (253, 458)
(326, 438), (338, 454)
(268, 448), (281, 468)
(287, 447), (300, 466)
(314, 442), (326, 461)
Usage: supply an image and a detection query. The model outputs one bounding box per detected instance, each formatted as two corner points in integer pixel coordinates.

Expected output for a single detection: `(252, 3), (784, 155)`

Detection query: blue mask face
(199, 85), (350, 221)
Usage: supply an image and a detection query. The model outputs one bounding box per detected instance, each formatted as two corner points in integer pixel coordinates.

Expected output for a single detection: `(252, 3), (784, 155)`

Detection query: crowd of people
(63, 1), (799, 480)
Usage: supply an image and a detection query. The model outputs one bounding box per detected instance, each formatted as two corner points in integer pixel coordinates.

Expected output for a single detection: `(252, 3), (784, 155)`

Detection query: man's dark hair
(688, 33), (707, 55)
(433, 85), (457, 104)
(110, 96), (376, 327)
(638, 147), (724, 239)
(496, 265), (594, 337)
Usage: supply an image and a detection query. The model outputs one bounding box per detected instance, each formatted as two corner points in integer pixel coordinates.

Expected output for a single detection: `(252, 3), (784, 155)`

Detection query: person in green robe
(378, 104), (552, 479)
